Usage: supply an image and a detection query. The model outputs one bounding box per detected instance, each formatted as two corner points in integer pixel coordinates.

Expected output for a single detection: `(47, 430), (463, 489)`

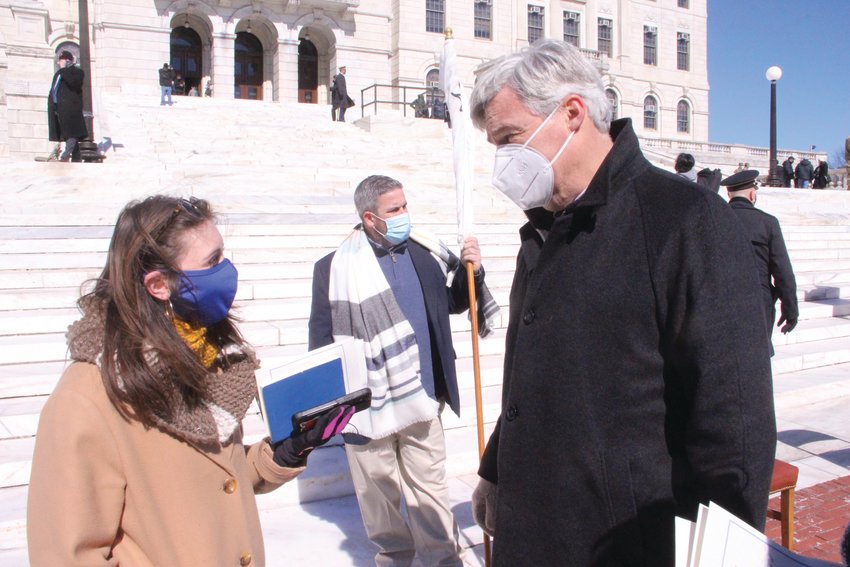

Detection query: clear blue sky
(708, 0), (850, 165)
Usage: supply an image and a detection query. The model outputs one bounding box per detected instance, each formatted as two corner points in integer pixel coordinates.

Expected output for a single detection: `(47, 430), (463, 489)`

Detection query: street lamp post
(76, 0), (102, 162)
(766, 65), (782, 186)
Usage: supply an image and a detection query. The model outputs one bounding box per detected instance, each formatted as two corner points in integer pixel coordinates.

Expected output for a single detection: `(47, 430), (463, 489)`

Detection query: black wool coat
(728, 197), (798, 349)
(334, 73), (348, 101)
(308, 237), (482, 416)
(479, 119), (776, 567)
(47, 65), (88, 142)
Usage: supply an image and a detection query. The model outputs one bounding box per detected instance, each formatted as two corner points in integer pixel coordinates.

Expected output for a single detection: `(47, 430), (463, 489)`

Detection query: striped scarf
(409, 228), (500, 338)
(329, 228), (439, 439)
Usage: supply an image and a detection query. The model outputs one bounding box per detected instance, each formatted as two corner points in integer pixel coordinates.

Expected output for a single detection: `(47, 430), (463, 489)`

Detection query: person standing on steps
(308, 174), (491, 566)
(159, 63), (175, 106)
(335, 66), (350, 122)
(47, 50), (87, 162)
(722, 169), (798, 356)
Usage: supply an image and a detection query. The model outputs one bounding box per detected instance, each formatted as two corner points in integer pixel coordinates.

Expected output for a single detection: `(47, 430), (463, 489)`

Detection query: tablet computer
(291, 387), (372, 433)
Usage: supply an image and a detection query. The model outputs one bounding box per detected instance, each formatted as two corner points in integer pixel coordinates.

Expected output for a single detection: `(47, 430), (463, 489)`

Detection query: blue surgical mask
(374, 213), (412, 245)
(491, 105), (575, 210)
(172, 259), (238, 327)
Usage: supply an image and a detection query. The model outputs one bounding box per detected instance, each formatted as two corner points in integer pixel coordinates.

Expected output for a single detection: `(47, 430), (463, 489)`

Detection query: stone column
(276, 38), (298, 103)
(212, 31), (236, 99)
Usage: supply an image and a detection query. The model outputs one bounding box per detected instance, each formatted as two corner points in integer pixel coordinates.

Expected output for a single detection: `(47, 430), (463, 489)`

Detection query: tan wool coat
(27, 362), (304, 567)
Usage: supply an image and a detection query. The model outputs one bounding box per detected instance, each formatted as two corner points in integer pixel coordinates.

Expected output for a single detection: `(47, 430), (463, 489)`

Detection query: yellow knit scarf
(172, 318), (218, 368)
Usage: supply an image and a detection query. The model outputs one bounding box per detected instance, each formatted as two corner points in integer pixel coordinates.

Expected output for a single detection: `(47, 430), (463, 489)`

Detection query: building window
(426, 0), (445, 33)
(606, 89), (618, 121)
(528, 5), (544, 44)
(677, 100), (690, 133)
(678, 0), (689, 7)
(598, 18), (612, 57)
(563, 11), (580, 47)
(474, 0), (492, 39)
(644, 96), (657, 130)
(643, 26), (657, 65)
(677, 33), (690, 71)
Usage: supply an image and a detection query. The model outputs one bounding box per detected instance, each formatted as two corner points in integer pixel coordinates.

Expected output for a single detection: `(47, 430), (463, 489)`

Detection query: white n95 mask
(491, 106), (575, 210)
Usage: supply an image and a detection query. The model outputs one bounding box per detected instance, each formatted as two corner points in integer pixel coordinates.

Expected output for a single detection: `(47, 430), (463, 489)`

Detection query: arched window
(605, 89), (618, 121)
(170, 27), (202, 93)
(234, 32), (263, 99)
(643, 96), (657, 130)
(677, 100), (690, 133)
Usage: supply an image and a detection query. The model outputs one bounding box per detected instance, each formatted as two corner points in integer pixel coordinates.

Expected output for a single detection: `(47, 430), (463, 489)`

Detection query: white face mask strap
(521, 104), (562, 149)
(548, 128), (576, 167)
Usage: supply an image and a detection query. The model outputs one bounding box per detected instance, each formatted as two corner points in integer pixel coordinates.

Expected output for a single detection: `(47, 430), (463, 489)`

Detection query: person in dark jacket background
(781, 156), (795, 187)
(813, 160), (831, 189)
(795, 157), (814, 188)
(334, 66), (349, 122)
(722, 169), (798, 355)
(47, 51), (87, 162)
(158, 63), (175, 106)
(467, 39), (776, 567)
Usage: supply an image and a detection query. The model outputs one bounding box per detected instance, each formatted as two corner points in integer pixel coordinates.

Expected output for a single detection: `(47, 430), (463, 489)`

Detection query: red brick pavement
(765, 475), (850, 564)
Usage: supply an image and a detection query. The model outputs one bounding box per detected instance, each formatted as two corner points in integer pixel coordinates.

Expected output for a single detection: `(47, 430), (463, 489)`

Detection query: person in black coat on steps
(47, 51), (87, 162)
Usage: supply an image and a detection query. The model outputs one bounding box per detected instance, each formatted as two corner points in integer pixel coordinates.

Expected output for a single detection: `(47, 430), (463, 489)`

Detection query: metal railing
(360, 84), (446, 119)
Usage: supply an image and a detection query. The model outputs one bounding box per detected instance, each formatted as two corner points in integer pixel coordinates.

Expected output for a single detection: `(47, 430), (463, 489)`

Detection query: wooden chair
(767, 459), (799, 551)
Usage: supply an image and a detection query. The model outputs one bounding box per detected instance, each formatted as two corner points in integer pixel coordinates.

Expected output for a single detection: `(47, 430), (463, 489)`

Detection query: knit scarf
(329, 228), (439, 440)
(66, 296), (258, 449)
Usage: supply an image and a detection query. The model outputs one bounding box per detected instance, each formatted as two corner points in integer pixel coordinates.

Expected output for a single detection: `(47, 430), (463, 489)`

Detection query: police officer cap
(720, 169), (760, 191)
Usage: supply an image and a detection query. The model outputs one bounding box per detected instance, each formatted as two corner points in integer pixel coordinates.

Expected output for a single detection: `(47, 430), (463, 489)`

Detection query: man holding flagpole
(309, 174), (495, 567)
(468, 39), (776, 566)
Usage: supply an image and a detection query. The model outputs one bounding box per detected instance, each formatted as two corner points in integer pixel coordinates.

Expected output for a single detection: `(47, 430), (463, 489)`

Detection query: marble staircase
(1, 93), (849, 558)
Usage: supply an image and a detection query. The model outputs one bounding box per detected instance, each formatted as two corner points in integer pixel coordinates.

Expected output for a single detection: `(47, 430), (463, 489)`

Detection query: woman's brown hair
(82, 195), (246, 424)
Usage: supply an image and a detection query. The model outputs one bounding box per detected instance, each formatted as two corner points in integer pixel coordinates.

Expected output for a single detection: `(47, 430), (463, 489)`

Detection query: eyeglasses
(153, 197), (203, 240)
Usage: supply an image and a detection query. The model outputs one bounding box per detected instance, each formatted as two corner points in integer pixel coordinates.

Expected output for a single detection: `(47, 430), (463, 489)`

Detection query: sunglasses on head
(153, 197), (203, 240)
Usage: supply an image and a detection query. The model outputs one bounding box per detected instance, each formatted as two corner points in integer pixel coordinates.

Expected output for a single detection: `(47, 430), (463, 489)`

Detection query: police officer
(722, 169), (798, 355)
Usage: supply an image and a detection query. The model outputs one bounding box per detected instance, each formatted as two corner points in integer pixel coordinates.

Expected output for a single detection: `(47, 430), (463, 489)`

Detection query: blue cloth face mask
(172, 258), (239, 327)
(374, 212), (412, 245)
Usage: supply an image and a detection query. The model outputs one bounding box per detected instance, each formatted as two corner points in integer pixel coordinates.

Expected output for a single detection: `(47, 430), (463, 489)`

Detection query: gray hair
(353, 175), (403, 218)
(470, 39), (612, 133)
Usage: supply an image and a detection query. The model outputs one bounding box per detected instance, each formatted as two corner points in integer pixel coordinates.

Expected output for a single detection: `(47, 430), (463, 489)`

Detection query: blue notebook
(257, 338), (367, 443)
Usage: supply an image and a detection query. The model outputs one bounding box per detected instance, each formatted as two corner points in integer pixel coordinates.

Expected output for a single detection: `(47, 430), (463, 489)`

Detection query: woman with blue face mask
(27, 195), (352, 567)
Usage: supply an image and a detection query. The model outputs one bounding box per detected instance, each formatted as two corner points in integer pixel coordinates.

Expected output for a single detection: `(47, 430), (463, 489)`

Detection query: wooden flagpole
(466, 262), (491, 566)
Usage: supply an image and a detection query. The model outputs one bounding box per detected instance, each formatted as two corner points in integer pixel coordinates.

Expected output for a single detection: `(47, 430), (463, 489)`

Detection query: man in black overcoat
(722, 169), (798, 355)
(334, 65), (349, 122)
(467, 39), (776, 566)
(47, 51), (87, 162)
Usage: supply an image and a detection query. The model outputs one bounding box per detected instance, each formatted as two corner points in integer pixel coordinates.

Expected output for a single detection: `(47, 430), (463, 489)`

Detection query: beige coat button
(240, 552), (252, 565)
(223, 478), (237, 494)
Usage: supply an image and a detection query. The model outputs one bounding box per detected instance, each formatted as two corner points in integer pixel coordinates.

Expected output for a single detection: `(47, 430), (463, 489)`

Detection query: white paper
(678, 502), (841, 567)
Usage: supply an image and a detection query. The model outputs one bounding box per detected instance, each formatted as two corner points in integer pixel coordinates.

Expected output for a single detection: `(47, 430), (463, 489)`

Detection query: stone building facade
(0, 0), (708, 157)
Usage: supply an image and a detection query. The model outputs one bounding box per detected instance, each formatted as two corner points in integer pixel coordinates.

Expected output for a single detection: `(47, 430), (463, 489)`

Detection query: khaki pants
(345, 416), (463, 567)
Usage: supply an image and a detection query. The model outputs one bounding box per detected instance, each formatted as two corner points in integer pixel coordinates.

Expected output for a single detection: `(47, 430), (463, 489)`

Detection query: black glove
(271, 405), (355, 467)
(777, 313), (797, 334)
